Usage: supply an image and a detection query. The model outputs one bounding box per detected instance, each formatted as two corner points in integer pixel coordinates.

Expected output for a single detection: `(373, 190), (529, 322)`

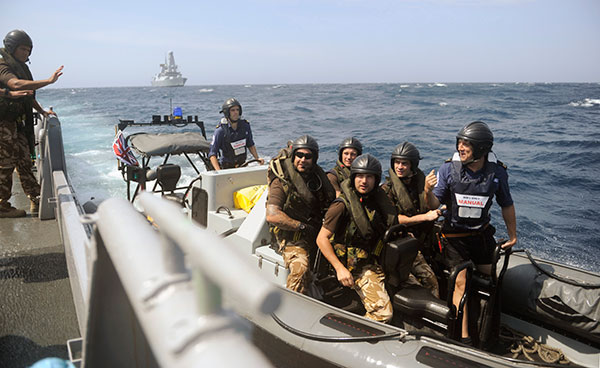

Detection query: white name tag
(455, 193), (489, 219)
(455, 194), (489, 208)
(231, 138), (246, 156)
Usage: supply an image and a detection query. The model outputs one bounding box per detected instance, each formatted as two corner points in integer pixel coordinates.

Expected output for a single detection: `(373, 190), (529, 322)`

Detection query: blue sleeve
(245, 122), (255, 148)
(209, 126), (223, 158)
(495, 167), (514, 207)
(433, 162), (451, 205)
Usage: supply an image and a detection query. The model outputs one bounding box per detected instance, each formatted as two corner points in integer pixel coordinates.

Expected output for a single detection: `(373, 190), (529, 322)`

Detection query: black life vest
(448, 152), (504, 230)
(217, 118), (251, 168)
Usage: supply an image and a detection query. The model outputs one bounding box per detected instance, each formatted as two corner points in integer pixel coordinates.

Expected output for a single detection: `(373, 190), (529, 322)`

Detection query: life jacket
(216, 117), (251, 168)
(447, 152), (506, 230)
(268, 154), (336, 247)
(332, 178), (396, 270)
(384, 168), (433, 240)
(0, 48), (35, 155)
(328, 161), (350, 186)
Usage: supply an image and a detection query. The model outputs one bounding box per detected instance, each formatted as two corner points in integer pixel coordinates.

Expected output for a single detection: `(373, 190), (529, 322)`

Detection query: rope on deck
(499, 326), (570, 365)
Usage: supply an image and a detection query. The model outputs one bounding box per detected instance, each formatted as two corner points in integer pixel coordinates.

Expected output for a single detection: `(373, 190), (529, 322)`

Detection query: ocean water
(36, 83), (600, 272)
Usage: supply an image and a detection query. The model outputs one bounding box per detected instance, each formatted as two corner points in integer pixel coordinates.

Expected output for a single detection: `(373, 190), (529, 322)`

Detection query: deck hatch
(319, 313), (385, 338)
(416, 346), (488, 368)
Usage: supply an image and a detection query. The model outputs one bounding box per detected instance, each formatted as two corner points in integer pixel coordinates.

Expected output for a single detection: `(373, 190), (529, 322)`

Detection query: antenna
(169, 98), (172, 120)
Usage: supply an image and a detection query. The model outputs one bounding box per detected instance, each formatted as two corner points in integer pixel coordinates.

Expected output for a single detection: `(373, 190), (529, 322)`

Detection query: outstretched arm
(1, 88), (33, 98)
(316, 227), (353, 287)
(266, 204), (303, 231)
(397, 210), (441, 226)
(209, 155), (221, 171)
(7, 65), (63, 90)
(501, 204), (517, 249)
(248, 145), (264, 164)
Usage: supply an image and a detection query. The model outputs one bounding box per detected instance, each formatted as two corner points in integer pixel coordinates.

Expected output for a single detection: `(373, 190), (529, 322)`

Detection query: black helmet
(338, 137), (363, 162)
(391, 142), (422, 171)
(220, 98), (242, 119)
(292, 135), (319, 163)
(456, 121), (493, 159)
(3, 29), (33, 55)
(350, 154), (382, 185)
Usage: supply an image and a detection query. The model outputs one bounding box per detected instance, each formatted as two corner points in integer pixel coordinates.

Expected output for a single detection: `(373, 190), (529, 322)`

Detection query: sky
(1, 0), (599, 88)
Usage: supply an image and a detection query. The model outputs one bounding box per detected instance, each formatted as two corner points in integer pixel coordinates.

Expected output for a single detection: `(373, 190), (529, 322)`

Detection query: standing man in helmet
(316, 154), (397, 323)
(266, 135), (335, 294)
(427, 121), (517, 344)
(0, 29), (64, 217)
(381, 142), (440, 297)
(208, 98), (263, 170)
(327, 137), (362, 197)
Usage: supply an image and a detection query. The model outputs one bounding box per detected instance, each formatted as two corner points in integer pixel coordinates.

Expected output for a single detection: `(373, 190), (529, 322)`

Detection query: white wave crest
(400, 84), (410, 88)
(569, 98), (600, 107)
(198, 88), (214, 93)
(439, 102), (448, 107)
(429, 83), (447, 87)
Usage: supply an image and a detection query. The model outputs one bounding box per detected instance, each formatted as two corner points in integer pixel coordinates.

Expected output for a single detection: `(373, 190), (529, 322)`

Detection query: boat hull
(150, 77), (187, 87)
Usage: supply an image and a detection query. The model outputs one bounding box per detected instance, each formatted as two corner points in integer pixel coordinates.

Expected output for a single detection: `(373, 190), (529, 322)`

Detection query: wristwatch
(3, 88), (9, 96)
(298, 223), (306, 231)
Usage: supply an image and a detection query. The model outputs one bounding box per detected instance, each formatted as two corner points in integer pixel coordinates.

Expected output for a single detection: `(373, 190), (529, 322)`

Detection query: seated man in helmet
(208, 98), (264, 170)
(0, 29), (63, 217)
(316, 154), (397, 323)
(327, 137), (363, 197)
(266, 135), (336, 294)
(381, 142), (440, 298)
(427, 121), (517, 344)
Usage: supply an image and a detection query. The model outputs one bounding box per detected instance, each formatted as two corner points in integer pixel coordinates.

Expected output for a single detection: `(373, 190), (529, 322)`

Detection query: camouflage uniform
(401, 252), (440, 299)
(323, 177), (397, 323)
(0, 119), (39, 210)
(1, 46), (40, 213)
(382, 169), (439, 297)
(267, 150), (336, 294)
(282, 245), (310, 294)
(354, 264), (393, 323)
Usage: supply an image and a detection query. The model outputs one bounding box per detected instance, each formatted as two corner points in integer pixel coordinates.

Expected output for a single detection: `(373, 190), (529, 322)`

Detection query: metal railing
(37, 115), (279, 367)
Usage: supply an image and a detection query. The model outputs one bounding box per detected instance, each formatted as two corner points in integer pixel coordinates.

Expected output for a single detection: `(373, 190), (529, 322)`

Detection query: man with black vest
(428, 121), (517, 344)
(208, 98), (263, 170)
(327, 137), (362, 197)
(316, 154), (397, 323)
(382, 142), (440, 297)
(0, 29), (63, 217)
(266, 135), (335, 294)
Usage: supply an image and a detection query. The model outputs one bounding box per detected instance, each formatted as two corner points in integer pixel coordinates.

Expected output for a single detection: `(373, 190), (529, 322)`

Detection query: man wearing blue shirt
(426, 121), (517, 344)
(208, 98), (263, 170)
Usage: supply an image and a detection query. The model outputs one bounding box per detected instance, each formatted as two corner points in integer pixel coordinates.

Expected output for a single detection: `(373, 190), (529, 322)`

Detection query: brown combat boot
(0, 206), (27, 218)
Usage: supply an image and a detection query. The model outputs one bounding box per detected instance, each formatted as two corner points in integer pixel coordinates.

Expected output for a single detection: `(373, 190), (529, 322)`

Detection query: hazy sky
(2, 0), (599, 88)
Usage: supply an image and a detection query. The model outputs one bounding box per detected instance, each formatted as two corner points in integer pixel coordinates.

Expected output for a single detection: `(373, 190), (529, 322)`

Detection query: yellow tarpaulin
(233, 185), (267, 213)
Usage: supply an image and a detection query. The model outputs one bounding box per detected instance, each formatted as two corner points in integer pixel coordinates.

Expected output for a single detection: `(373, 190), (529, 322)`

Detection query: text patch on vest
(231, 138), (246, 156)
(455, 193), (490, 219)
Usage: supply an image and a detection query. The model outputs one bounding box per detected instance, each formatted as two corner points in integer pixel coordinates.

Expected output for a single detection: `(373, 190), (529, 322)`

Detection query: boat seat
(393, 285), (450, 322)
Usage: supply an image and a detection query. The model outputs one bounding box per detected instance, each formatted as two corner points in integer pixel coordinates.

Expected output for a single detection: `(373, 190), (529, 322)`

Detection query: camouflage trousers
(282, 245), (311, 294)
(402, 251), (440, 298)
(353, 264), (393, 323)
(0, 121), (39, 209)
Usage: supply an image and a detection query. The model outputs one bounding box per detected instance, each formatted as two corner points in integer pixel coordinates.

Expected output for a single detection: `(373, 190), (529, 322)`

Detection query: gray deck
(0, 173), (80, 367)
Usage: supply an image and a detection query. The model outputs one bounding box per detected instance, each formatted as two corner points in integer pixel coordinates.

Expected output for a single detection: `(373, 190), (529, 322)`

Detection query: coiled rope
(500, 326), (570, 365)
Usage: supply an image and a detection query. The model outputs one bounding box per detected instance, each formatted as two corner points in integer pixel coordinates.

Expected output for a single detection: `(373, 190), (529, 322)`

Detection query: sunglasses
(294, 152), (314, 160)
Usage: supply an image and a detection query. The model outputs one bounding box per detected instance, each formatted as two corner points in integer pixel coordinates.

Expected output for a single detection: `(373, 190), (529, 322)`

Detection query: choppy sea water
(36, 83), (600, 272)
